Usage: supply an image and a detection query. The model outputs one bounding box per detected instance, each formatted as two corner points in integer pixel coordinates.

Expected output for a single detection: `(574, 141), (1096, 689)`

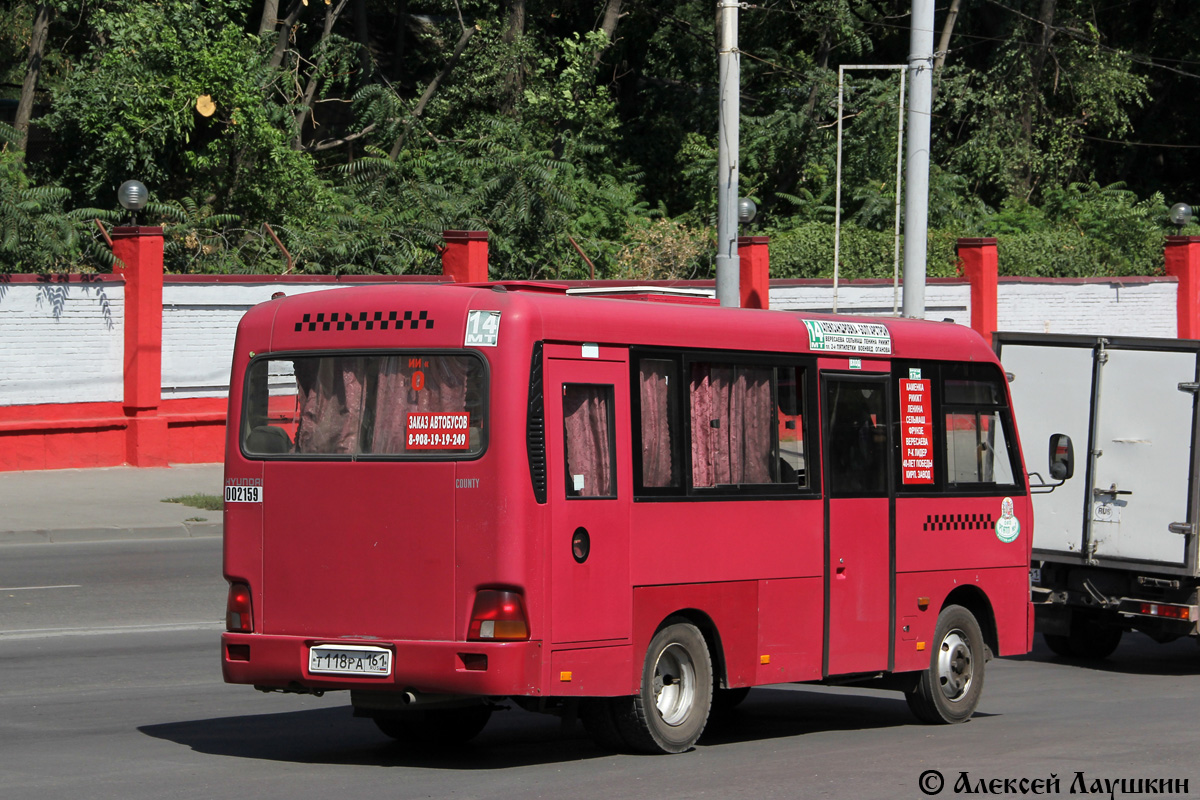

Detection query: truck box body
(996, 333), (1200, 651)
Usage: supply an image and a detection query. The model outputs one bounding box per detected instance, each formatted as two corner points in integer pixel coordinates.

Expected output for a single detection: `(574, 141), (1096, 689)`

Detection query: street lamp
(737, 197), (757, 225)
(118, 179), (148, 225)
(1169, 202), (1193, 230)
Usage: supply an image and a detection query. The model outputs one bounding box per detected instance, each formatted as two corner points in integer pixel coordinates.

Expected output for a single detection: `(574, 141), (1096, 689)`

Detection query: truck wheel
(1071, 612), (1123, 659)
(1042, 632), (1076, 658)
(906, 605), (986, 724)
(614, 620), (713, 754)
(1044, 613), (1122, 660)
(373, 705), (492, 745)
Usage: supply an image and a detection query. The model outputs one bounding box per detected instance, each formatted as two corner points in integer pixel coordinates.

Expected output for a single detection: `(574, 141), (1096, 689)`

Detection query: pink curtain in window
(294, 358), (366, 454)
(371, 357), (471, 453)
(639, 361), (676, 487)
(690, 365), (773, 486)
(563, 385), (614, 496)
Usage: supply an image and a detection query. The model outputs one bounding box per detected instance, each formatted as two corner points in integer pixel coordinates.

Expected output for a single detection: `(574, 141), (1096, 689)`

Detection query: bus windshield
(241, 352), (486, 458)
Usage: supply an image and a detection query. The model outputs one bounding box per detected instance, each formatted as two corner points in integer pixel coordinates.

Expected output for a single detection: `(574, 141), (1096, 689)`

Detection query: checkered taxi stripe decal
(294, 310), (434, 332)
(924, 513), (994, 531)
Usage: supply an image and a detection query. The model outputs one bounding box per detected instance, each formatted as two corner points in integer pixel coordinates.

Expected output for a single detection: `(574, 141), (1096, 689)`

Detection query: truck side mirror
(1048, 433), (1074, 481)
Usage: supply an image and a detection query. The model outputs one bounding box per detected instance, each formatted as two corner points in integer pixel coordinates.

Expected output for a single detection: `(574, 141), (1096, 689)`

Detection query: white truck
(996, 332), (1200, 658)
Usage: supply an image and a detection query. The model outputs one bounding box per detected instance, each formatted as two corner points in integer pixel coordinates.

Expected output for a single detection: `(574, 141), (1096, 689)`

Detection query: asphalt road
(2, 539), (1198, 800)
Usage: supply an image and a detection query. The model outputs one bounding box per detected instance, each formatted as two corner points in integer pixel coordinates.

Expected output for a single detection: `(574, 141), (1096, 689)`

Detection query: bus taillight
(468, 590), (529, 641)
(226, 582), (254, 633)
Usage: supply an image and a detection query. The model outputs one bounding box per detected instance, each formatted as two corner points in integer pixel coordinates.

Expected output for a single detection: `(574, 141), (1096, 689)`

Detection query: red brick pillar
(738, 236), (770, 309)
(1164, 236), (1200, 339)
(442, 230), (489, 283)
(957, 237), (999, 345)
(112, 227), (169, 467)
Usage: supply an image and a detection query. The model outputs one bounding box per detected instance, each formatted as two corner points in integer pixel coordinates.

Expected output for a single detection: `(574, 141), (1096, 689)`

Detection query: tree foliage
(0, 0), (1194, 278)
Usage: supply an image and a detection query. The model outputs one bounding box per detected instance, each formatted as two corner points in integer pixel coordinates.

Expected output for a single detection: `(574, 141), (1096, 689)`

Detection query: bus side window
(638, 359), (682, 488)
(826, 379), (888, 496)
(945, 412), (1016, 485)
(634, 354), (807, 495)
(563, 384), (617, 498)
(777, 367), (806, 487)
(690, 363), (776, 487)
(943, 367), (1018, 487)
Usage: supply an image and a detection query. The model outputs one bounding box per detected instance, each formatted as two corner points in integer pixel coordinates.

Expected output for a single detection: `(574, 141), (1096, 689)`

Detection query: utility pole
(834, 65), (906, 315)
(902, 0), (935, 319)
(715, 1), (740, 308)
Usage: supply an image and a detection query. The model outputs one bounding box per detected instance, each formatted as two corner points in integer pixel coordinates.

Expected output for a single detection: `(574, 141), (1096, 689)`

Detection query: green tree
(0, 122), (96, 273)
(936, 2), (1148, 206)
(0, 0), (1191, 279)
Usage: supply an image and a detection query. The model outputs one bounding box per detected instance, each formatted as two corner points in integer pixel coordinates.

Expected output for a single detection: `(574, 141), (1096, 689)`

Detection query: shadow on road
(141, 705), (598, 768)
(1014, 633), (1200, 677)
(140, 686), (934, 766)
(698, 687), (966, 747)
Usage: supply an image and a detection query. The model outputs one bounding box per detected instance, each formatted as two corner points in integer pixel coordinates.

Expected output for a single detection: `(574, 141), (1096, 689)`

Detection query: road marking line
(0, 584), (83, 592)
(0, 621), (223, 640)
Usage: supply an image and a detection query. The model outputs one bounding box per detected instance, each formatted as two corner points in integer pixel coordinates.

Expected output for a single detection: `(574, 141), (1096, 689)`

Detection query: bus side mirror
(1048, 433), (1074, 481)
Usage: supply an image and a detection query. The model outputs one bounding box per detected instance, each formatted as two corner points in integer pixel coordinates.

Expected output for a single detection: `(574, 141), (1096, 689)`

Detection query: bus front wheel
(906, 605), (986, 724)
(614, 619), (713, 754)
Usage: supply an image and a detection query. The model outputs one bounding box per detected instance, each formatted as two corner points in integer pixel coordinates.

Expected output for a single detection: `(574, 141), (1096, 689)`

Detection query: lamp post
(735, 197), (772, 309)
(110, 178), (167, 467)
(737, 197), (757, 226)
(1170, 202), (1194, 230)
(1165, 204), (1200, 340)
(118, 179), (148, 226)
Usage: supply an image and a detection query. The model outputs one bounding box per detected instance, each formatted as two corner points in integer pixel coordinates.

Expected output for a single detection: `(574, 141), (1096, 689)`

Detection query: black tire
(613, 620), (713, 754)
(1042, 632), (1076, 658)
(1043, 613), (1122, 660)
(906, 605), (986, 724)
(372, 705), (492, 745)
(1069, 612), (1123, 659)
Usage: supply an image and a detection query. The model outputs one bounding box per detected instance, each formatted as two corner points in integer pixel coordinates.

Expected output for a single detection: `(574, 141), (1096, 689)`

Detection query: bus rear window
(241, 353), (486, 459)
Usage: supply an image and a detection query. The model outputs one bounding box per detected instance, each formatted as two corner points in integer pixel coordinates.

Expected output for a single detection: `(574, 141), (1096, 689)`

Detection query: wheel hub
(936, 629), (974, 702)
(653, 643), (697, 726)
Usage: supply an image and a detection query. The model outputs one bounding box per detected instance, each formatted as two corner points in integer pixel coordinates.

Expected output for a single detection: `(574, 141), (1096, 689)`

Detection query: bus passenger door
(822, 374), (892, 676)
(545, 353), (632, 645)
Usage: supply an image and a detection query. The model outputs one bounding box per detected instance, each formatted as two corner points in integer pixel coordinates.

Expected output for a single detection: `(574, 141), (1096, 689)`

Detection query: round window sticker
(995, 497), (1020, 543)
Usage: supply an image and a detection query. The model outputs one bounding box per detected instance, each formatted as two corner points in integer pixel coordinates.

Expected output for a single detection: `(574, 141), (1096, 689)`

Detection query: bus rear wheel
(372, 705), (492, 745)
(906, 605), (986, 724)
(613, 620), (713, 754)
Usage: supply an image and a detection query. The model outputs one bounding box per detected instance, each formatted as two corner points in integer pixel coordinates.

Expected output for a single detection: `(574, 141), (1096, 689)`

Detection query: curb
(0, 522), (223, 546)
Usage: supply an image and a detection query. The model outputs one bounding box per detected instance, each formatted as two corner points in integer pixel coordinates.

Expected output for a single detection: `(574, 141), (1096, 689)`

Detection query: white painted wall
(0, 280), (124, 406)
(162, 283), (351, 400)
(996, 279), (1177, 337)
(769, 278), (1178, 338)
(770, 281), (970, 325)
(0, 276), (1183, 408)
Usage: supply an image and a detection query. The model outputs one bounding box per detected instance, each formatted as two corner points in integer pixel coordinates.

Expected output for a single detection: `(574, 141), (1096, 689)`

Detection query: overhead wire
(739, 0), (1200, 79)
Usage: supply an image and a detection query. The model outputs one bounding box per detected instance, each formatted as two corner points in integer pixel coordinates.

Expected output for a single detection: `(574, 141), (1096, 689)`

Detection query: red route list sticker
(407, 412), (471, 450)
(901, 379), (934, 484)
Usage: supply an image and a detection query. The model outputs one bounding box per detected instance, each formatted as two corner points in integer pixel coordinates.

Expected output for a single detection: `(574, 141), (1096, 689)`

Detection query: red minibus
(221, 282), (1033, 754)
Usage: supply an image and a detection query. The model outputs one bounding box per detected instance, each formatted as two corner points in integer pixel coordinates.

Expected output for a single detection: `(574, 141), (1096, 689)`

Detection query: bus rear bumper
(221, 633), (544, 697)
